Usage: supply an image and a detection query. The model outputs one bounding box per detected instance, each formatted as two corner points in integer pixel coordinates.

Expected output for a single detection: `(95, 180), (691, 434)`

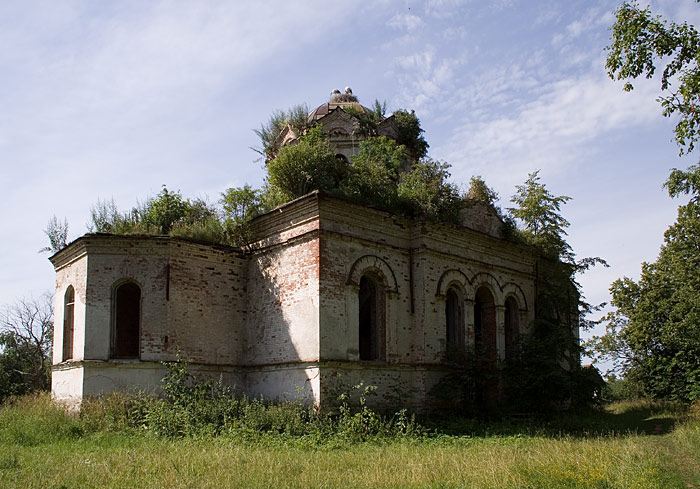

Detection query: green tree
(509, 170), (572, 261)
(39, 216), (69, 254)
(88, 198), (123, 233)
(397, 159), (461, 222)
(467, 175), (499, 207)
(86, 189), (224, 243)
(394, 109), (429, 161)
(220, 185), (264, 248)
(141, 186), (190, 234)
(505, 172), (606, 411)
(606, 1), (700, 155)
(341, 136), (405, 210)
(596, 2), (700, 401)
(0, 294), (53, 402)
(592, 169), (700, 401)
(253, 104), (310, 161)
(265, 126), (348, 204)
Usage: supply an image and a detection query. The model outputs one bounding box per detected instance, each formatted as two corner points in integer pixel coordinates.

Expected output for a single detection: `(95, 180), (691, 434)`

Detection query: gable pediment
(315, 108), (360, 137)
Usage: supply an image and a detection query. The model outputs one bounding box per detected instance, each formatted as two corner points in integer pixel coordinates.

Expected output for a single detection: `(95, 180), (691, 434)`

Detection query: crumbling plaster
(50, 192), (539, 409)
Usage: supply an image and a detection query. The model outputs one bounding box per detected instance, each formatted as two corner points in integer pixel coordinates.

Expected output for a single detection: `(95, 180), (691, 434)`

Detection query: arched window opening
(504, 297), (519, 359)
(112, 282), (141, 359)
(474, 286), (497, 365)
(445, 288), (463, 352)
(359, 275), (385, 361)
(62, 286), (75, 361)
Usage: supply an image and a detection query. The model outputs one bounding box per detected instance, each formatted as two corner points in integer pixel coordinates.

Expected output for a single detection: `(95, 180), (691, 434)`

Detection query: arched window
(359, 274), (385, 361)
(445, 287), (463, 351)
(504, 297), (519, 359)
(112, 282), (141, 359)
(62, 286), (75, 361)
(474, 286), (497, 365)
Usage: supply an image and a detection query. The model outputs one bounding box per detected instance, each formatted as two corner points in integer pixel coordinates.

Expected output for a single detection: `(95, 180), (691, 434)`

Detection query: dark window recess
(474, 286), (497, 364)
(62, 286), (75, 361)
(504, 297), (519, 359)
(445, 288), (463, 351)
(113, 282), (141, 359)
(474, 286), (499, 405)
(359, 275), (384, 361)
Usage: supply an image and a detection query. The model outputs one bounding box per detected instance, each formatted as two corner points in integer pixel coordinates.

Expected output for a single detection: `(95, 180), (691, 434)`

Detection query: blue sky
(1, 1), (697, 365)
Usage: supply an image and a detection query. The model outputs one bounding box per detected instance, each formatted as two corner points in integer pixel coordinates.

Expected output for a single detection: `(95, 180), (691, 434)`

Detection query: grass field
(0, 395), (698, 489)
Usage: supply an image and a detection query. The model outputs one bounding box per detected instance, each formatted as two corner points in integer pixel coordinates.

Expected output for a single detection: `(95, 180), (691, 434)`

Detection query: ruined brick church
(50, 90), (540, 409)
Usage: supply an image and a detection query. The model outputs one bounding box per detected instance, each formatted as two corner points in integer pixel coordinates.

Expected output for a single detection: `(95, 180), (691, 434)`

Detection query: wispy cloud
(442, 73), (661, 189)
(387, 12), (424, 31)
(0, 0), (371, 298)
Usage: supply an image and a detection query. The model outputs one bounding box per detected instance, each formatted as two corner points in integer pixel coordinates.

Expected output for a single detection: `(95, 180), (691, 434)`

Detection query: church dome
(307, 87), (366, 123)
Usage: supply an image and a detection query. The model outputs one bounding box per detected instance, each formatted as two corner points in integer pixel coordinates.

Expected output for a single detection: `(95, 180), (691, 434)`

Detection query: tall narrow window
(504, 297), (519, 359)
(112, 282), (141, 359)
(474, 286), (499, 405)
(474, 287), (497, 365)
(359, 275), (384, 361)
(445, 288), (463, 351)
(62, 286), (75, 361)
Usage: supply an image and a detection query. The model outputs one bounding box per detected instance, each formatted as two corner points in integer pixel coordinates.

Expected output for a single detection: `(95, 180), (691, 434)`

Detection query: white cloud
(0, 0), (376, 301)
(387, 12), (424, 31)
(442, 73), (661, 189)
(389, 45), (467, 116)
(424, 0), (471, 18)
(567, 20), (585, 38)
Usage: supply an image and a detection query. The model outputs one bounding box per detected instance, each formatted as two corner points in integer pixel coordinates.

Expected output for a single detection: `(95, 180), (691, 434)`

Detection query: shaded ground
(422, 400), (686, 438)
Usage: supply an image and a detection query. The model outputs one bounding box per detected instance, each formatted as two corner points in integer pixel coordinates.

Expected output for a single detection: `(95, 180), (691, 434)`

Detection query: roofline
(49, 233), (243, 266)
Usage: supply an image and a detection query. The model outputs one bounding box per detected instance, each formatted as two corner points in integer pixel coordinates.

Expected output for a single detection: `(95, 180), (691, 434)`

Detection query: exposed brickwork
(246, 234), (320, 365)
(50, 192), (543, 409)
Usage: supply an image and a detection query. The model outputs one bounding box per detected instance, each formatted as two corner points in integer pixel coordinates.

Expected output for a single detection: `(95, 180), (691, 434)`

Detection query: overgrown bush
(88, 188), (222, 239)
(60, 103), (502, 251)
(265, 125), (348, 204)
(84, 355), (424, 441)
(340, 136), (404, 210)
(397, 158), (461, 222)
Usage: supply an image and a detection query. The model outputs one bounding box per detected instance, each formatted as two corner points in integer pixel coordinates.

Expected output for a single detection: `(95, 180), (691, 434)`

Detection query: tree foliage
(220, 185), (264, 248)
(0, 294), (53, 402)
(40, 216), (69, 254)
(394, 109), (429, 161)
(467, 175), (499, 207)
(606, 1), (700, 154)
(505, 172), (607, 411)
(397, 159), (461, 222)
(265, 126), (348, 204)
(340, 136), (405, 209)
(509, 170), (572, 261)
(591, 180), (700, 401)
(141, 186), (191, 234)
(87, 187), (223, 242)
(253, 104), (310, 161)
(596, 2), (700, 401)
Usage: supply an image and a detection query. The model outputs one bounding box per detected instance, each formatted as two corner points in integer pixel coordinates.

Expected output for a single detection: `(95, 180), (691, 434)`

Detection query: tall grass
(1, 394), (699, 488)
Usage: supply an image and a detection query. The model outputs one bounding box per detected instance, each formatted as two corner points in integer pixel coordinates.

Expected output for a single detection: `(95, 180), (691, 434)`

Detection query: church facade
(50, 92), (541, 409)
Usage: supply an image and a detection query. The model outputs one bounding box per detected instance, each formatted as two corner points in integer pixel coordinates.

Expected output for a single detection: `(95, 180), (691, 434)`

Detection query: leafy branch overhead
(606, 1), (700, 154)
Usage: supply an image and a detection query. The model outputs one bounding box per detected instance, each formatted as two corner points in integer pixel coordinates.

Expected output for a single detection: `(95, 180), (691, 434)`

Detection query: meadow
(0, 393), (698, 489)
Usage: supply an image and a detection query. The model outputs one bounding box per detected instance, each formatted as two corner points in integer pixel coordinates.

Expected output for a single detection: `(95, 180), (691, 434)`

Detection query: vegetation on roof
(40, 97), (608, 415)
